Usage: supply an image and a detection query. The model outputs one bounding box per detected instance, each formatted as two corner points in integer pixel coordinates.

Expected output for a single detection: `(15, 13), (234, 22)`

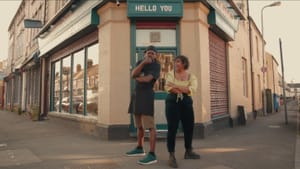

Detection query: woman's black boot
(184, 149), (200, 159)
(168, 152), (178, 168)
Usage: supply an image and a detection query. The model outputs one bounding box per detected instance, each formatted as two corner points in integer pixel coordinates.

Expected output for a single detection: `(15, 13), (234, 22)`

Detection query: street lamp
(260, 1), (281, 115)
(279, 38), (288, 124)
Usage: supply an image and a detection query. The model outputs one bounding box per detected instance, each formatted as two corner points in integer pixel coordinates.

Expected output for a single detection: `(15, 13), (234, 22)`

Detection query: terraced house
(5, 0), (282, 140)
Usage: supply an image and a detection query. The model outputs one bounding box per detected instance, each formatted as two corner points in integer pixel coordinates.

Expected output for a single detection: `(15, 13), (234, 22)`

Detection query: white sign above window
(136, 29), (176, 47)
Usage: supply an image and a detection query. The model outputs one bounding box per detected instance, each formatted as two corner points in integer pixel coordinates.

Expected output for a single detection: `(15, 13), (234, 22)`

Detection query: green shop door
(130, 48), (177, 136)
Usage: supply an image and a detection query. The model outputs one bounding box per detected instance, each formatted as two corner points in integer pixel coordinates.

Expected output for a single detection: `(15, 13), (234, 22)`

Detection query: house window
(242, 58), (248, 97)
(258, 74), (262, 103)
(256, 36), (259, 62)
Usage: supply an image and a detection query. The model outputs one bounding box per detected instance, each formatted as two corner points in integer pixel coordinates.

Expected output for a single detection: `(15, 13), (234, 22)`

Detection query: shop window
(85, 44), (99, 115)
(26, 71), (32, 106)
(33, 67), (41, 105)
(61, 56), (71, 113)
(13, 75), (21, 104)
(72, 50), (84, 114)
(53, 61), (61, 112)
(154, 52), (174, 92)
(6, 81), (12, 105)
(25, 67), (41, 107)
(51, 43), (99, 116)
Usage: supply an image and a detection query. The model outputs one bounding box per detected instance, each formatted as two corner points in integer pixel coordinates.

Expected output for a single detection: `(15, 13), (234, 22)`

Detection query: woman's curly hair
(175, 55), (189, 70)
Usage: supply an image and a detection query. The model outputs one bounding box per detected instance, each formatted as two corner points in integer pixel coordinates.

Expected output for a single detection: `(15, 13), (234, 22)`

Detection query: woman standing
(165, 55), (200, 168)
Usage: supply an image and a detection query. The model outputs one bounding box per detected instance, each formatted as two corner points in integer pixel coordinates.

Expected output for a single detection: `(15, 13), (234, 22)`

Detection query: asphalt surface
(0, 100), (299, 169)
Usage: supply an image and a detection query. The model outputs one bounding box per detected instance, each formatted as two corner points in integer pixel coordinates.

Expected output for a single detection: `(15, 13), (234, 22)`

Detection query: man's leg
(137, 115), (157, 165)
(134, 114), (144, 147)
(137, 126), (145, 147)
(126, 114), (145, 156)
(149, 127), (156, 152)
(143, 115), (156, 153)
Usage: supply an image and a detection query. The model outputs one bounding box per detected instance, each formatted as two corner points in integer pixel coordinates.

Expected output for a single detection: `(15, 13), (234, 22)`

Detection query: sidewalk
(0, 101), (298, 169)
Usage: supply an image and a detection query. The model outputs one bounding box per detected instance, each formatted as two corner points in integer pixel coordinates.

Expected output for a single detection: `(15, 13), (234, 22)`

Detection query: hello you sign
(127, 1), (183, 17)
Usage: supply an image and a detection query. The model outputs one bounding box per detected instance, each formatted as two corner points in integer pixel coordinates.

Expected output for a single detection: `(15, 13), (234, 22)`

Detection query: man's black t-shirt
(135, 60), (160, 89)
(128, 59), (160, 116)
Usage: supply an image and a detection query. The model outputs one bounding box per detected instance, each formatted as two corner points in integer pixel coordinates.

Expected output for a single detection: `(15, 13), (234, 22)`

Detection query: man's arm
(131, 57), (152, 78)
(131, 62), (144, 78)
(135, 74), (154, 83)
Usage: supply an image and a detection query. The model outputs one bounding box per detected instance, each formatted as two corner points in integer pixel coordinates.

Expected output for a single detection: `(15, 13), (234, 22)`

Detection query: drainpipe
(271, 56), (276, 112)
(38, 0), (47, 120)
(247, 0), (255, 116)
(39, 57), (44, 120)
(272, 56), (276, 94)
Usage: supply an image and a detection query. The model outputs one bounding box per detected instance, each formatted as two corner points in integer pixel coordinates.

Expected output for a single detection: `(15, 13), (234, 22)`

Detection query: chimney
(87, 59), (93, 69)
(76, 64), (81, 72)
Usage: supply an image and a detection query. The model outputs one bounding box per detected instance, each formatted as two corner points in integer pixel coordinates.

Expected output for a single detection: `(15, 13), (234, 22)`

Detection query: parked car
(55, 95), (83, 113)
(77, 91), (98, 115)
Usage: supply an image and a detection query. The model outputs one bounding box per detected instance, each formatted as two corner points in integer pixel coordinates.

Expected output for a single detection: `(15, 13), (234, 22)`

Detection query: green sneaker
(126, 147), (145, 157)
(138, 153), (157, 165)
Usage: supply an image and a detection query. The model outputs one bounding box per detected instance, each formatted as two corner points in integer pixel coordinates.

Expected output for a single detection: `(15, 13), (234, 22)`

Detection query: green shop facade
(39, 0), (243, 140)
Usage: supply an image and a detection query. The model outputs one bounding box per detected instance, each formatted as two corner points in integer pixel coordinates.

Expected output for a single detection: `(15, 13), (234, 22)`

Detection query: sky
(0, 0), (299, 83)
(0, 0), (21, 60)
(249, 1), (300, 84)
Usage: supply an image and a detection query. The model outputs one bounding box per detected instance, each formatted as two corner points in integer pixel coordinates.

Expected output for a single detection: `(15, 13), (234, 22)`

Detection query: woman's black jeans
(165, 93), (195, 153)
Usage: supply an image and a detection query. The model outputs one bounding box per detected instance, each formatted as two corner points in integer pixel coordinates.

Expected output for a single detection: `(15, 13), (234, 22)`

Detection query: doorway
(130, 48), (177, 134)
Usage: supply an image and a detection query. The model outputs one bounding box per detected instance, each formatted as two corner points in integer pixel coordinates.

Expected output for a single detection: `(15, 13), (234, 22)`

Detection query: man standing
(126, 45), (160, 165)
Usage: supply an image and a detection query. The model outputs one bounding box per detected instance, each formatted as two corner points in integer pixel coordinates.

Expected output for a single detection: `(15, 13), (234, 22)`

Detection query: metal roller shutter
(209, 30), (228, 118)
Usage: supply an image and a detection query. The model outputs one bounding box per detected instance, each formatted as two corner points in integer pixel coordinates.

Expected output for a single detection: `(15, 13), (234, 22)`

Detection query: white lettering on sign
(134, 5), (173, 13)
(135, 5), (157, 12)
(160, 5), (172, 12)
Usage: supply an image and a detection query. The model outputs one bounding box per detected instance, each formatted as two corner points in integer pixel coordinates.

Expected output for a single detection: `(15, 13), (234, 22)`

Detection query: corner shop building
(37, 0), (245, 140)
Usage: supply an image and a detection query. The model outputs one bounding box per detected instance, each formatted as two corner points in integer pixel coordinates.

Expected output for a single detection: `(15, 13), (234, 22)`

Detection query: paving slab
(0, 149), (41, 167)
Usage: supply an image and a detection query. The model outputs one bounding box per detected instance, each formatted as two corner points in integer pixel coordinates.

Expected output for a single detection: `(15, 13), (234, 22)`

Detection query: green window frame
(49, 43), (99, 116)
